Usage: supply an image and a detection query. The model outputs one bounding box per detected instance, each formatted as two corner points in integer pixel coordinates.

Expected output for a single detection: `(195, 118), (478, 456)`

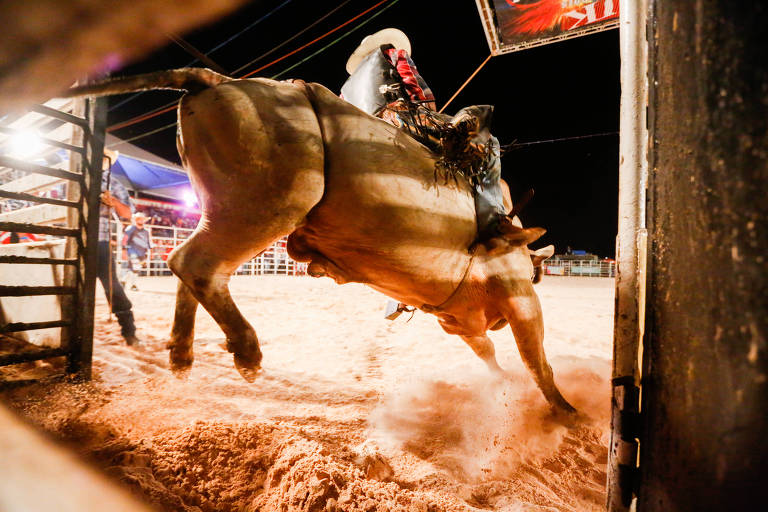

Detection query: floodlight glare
(7, 130), (44, 158)
(182, 189), (198, 207)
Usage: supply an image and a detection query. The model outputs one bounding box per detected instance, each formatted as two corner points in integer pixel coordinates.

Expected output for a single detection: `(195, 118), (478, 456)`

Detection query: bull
(64, 68), (574, 413)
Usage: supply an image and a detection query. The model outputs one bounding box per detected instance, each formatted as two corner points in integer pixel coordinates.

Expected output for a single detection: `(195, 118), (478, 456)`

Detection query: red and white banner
(476, 0), (619, 54)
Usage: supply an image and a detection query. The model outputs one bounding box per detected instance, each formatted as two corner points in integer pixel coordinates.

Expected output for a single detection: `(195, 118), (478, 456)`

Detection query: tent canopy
(105, 135), (192, 201)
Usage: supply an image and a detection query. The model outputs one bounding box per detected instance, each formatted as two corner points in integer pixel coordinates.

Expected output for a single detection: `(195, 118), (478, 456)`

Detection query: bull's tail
(61, 68), (232, 98)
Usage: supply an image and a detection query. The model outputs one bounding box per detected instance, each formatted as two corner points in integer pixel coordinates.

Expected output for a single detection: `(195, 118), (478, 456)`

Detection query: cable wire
(107, 122), (178, 148)
(270, 0), (401, 80)
(241, 0), (392, 78)
(108, 0), (395, 136)
(500, 131), (618, 153)
(232, 0), (355, 76)
(109, 0), (295, 112)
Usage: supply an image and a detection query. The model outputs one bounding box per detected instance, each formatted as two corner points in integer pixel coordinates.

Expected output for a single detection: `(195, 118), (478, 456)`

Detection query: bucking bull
(64, 68), (575, 413)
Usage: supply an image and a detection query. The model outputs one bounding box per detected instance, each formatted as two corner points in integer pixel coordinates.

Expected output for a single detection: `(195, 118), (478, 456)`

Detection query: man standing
(99, 171), (140, 346)
(121, 211), (152, 291)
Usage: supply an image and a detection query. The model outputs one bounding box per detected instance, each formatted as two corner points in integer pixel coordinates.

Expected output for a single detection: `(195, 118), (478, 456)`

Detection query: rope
(438, 53), (493, 114)
(167, 33), (228, 74)
(420, 250), (477, 313)
(103, 155), (115, 322)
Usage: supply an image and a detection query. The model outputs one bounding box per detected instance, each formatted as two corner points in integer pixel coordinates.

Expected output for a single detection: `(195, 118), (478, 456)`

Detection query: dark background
(107, 0), (620, 257)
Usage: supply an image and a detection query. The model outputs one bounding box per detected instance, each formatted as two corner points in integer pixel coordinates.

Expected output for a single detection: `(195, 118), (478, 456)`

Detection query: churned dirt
(2, 275), (614, 511)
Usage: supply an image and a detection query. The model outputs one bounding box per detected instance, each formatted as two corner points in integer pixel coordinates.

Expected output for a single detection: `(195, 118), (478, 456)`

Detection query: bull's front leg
(458, 334), (506, 377)
(438, 311), (507, 377)
(499, 288), (576, 414)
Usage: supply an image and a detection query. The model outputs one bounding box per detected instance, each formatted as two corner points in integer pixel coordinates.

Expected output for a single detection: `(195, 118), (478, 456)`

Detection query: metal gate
(0, 97), (106, 382)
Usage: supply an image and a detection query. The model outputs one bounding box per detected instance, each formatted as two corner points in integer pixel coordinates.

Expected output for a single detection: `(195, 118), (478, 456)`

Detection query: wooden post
(639, 1), (768, 509)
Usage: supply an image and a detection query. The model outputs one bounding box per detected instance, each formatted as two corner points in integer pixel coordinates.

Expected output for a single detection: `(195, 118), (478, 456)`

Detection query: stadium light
(182, 189), (198, 208)
(7, 130), (45, 158)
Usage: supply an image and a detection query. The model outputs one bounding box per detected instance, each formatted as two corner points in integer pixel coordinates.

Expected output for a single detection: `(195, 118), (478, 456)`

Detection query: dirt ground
(2, 275), (614, 512)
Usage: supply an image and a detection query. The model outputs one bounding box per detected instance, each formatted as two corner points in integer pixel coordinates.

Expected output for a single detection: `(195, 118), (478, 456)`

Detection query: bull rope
(420, 249), (477, 313)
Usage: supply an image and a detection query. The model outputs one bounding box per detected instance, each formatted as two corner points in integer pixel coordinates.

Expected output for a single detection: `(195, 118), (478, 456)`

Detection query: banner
(475, 0), (619, 54)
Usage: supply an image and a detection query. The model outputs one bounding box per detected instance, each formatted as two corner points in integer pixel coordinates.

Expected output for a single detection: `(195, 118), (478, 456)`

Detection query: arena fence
(111, 222), (308, 277)
(112, 222), (617, 280)
(544, 259), (616, 278)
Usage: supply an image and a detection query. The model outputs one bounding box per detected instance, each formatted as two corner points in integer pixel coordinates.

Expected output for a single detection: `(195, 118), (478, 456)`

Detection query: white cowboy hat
(345, 28), (411, 74)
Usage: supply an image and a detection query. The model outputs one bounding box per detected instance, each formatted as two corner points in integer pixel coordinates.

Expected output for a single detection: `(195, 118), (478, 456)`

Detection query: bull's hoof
(234, 354), (261, 383)
(542, 384), (578, 417)
(169, 355), (193, 378)
(171, 365), (192, 380)
(550, 396), (578, 418)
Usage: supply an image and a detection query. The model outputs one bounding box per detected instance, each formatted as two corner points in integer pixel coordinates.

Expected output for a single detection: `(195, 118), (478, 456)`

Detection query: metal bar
(0, 189), (81, 209)
(68, 96), (106, 378)
(0, 347), (68, 366)
(0, 221), (79, 238)
(608, 0), (649, 510)
(0, 156), (83, 183)
(0, 126), (86, 156)
(0, 285), (76, 296)
(29, 104), (88, 128)
(0, 255), (77, 266)
(0, 320), (70, 333)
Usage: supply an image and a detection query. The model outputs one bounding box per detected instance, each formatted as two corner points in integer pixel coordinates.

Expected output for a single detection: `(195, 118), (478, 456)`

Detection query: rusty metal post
(66, 97), (106, 378)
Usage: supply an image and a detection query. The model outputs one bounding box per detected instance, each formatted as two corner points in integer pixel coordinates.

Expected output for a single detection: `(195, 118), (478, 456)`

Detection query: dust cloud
(2, 275), (614, 511)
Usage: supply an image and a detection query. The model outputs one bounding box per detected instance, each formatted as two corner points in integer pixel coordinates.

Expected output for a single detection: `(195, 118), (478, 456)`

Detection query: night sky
(107, 0), (620, 258)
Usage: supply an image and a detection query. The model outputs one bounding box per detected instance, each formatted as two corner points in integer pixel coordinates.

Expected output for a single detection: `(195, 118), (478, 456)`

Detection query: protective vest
(340, 45), (402, 115)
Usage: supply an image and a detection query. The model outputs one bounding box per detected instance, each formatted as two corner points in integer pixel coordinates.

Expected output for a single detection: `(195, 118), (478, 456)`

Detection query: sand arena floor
(3, 275), (614, 511)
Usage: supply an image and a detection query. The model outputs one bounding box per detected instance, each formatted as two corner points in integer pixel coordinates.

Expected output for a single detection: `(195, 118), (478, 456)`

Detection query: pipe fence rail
(544, 259), (616, 278)
(110, 221), (308, 277)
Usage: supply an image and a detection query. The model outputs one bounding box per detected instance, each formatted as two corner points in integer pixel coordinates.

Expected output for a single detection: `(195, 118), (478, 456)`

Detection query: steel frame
(0, 98), (106, 381)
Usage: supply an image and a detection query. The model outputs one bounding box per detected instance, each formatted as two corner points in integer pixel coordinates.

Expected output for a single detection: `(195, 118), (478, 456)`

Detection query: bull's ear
(530, 244), (555, 266)
(498, 224), (546, 246)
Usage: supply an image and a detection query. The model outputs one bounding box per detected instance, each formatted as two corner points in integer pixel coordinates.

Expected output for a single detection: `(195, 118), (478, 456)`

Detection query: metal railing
(0, 98), (105, 380)
(111, 222), (307, 277)
(544, 259), (616, 278)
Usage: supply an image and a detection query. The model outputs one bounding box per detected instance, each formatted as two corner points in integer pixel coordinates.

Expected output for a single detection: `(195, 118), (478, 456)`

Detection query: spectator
(121, 211), (152, 291)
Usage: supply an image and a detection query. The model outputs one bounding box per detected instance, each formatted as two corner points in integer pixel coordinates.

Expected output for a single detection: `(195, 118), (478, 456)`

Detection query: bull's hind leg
(497, 285), (576, 413)
(168, 280), (199, 374)
(167, 230), (266, 381)
(168, 78), (325, 380)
